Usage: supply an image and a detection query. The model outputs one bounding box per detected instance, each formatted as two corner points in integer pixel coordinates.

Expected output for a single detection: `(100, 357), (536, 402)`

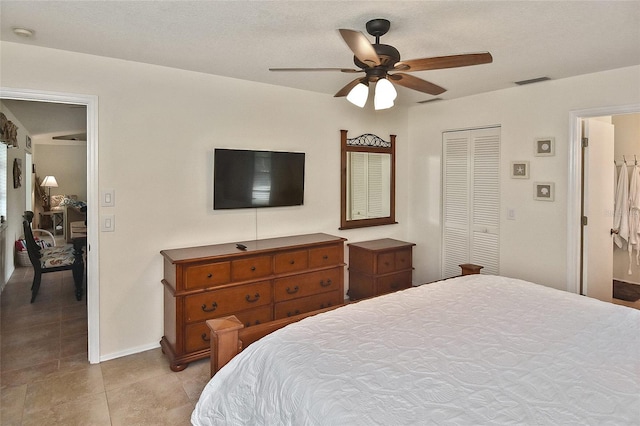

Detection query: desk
(41, 210), (65, 237)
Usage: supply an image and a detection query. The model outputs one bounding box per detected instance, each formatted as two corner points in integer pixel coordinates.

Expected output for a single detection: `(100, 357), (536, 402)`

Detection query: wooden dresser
(347, 239), (415, 301)
(160, 233), (346, 371)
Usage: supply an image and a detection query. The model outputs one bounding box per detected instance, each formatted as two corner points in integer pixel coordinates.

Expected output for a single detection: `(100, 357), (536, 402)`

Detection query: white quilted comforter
(192, 275), (640, 425)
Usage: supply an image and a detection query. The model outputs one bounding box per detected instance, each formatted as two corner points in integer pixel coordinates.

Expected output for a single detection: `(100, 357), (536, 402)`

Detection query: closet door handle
(611, 228), (619, 235)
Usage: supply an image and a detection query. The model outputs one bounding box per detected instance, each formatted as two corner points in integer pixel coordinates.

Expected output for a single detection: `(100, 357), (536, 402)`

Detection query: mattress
(192, 275), (640, 425)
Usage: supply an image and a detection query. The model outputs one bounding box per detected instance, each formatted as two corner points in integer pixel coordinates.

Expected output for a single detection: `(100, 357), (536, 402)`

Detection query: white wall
(0, 41), (411, 359)
(0, 102), (29, 286)
(407, 66), (640, 290)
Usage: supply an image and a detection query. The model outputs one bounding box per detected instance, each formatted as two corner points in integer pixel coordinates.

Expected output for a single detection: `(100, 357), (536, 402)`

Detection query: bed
(192, 274), (640, 425)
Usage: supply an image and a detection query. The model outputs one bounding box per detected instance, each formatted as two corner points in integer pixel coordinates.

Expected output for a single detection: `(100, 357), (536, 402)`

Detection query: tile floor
(1, 266), (210, 425)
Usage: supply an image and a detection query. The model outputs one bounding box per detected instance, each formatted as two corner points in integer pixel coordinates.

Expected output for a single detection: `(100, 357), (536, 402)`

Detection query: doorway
(568, 104), (640, 300)
(0, 87), (100, 363)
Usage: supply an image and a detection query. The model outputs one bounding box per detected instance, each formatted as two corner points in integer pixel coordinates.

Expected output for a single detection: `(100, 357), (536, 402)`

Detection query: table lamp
(41, 175), (58, 208)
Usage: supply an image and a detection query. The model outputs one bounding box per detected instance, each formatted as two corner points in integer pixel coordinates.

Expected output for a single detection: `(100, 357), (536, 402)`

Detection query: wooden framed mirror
(340, 130), (396, 229)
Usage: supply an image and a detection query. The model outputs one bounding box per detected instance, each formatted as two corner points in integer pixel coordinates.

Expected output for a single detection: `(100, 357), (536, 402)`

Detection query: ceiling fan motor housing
(354, 44), (401, 74)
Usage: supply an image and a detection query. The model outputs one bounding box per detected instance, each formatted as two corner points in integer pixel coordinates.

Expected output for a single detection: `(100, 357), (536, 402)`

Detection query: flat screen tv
(214, 148), (305, 209)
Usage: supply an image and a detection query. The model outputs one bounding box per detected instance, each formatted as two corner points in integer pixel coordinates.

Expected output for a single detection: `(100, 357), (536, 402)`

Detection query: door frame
(0, 87), (100, 364)
(567, 103), (640, 295)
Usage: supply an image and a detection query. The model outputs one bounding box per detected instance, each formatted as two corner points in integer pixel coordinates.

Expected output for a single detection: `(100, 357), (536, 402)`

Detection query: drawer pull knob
(207, 273), (213, 278)
(245, 293), (260, 303)
(289, 260), (295, 265)
(250, 266), (256, 271)
(323, 255), (328, 260)
(320, 279), (332, 287)
(286, 286), (299, 294)
(201, 302), (218, 312)
(200, 333), (210, 342)
(390, 283), (399, 289)
(320, 302), (333, 309)
(287, 310), (301, 317)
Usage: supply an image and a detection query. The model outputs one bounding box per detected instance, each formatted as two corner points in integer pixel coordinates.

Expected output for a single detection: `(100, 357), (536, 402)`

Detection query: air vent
(417, 97), (443, 104)
(515, 77), (551, 86)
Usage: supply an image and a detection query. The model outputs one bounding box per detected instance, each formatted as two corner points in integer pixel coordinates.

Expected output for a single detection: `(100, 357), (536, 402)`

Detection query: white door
(442, 127), (500, 278)
(582, 118), (615, 301)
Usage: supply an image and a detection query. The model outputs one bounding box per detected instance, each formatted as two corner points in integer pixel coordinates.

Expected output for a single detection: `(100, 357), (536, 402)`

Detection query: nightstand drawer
(377, 252), (397, 274)
(376, 271), (412, 295)
(394, 249), (412, 270)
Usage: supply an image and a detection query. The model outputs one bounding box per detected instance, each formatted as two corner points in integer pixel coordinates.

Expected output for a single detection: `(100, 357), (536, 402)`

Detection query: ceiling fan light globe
(346, 82), (369, 108)
(374, 78), (397, 109)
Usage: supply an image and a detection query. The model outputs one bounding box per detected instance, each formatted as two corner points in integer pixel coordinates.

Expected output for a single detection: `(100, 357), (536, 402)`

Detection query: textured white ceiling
(1, 1), (639, 133)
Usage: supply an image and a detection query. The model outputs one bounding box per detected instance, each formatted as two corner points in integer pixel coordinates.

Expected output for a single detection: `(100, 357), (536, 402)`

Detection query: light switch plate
(101, 190), (115, 207)
(101, 214), (115, 232)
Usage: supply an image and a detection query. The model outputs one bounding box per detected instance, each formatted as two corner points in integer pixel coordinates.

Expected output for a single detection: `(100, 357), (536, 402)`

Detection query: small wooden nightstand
(347, 239), (415, 301)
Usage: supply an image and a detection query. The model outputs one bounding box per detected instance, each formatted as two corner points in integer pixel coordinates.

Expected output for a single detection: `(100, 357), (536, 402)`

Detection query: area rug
(613, 280), (640, 302)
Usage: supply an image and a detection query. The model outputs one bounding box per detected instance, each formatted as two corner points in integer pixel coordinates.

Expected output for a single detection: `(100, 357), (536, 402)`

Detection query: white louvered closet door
(442, 127), (500, 278)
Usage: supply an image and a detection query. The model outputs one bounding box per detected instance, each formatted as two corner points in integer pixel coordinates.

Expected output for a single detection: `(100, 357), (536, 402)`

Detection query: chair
(22, 211), (85, 303)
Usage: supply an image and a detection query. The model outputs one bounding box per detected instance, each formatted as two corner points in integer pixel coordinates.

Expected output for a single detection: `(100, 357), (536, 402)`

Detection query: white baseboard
(98, 341), (161, 363)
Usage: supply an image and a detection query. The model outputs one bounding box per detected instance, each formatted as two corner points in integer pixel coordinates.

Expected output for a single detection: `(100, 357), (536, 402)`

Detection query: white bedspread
(192, 275), (640, 425)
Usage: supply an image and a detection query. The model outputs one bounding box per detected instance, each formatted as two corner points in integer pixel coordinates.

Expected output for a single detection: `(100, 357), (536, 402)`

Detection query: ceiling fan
(269, 18), (493, 109)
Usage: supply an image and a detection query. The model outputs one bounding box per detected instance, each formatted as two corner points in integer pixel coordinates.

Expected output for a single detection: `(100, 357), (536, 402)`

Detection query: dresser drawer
(274, 249), (308, 274)
(309, 245), (342, 268)
(184, 262), (231, 290)
(184, 305), (273, 353)
(376, 271), (412, 296)
(274, 267), (342, 302)
(231, 256), (273, 281)
(274, 291), (343, 319)
(184, 280), (272, 323)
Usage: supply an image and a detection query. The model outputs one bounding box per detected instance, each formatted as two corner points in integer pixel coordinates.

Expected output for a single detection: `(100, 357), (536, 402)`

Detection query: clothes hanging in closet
(613, 161), (629, 249)
(627, 163), (640, 274)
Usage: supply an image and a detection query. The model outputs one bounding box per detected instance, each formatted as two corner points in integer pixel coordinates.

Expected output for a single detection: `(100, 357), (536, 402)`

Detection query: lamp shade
(374, 78), (397, 110)
(41, 176), (58, 188)
(346, 82), (369, 108)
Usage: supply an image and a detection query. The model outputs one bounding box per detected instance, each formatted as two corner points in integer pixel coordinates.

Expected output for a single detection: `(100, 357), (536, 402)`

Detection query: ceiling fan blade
(338, 29), (381, 67)
(394, 52), (493, 72)
(334, 78), (367, 97)
(269, 67), (362, 73)
(388, 73), (446, 95)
